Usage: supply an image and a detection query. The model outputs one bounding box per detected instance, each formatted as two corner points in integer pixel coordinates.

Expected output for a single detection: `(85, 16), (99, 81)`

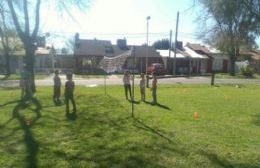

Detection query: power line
(46, 31), (197, 37)
(180, 0), (196, 14)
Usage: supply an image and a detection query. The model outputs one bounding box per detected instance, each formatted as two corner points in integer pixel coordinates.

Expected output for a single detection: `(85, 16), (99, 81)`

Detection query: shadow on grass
(128, 99), (140, 104)
(0, 117), (14, 129)
(200, 150), (260, 168)
(0, 100), (21, 107)
(252, 113), (260, 126)
(66, 112), (77, 121)
(200, 150), (234, 168)
(12, 97), (42, 168)
(133, 117), (174, 143)
(144, 101), (171, 110)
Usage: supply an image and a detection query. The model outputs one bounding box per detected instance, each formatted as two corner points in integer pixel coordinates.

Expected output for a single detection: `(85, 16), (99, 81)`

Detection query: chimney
(117, 39), (127, 50)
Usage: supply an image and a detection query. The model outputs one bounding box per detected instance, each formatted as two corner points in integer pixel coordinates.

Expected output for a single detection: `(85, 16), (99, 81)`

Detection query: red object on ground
(147, 63), (166, 75)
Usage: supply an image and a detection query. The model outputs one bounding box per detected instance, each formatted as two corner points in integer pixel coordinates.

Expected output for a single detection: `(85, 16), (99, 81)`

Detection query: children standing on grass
(53, 70), (61, 104)
(65, 73), (76, 115)
(151, 73), (157, 104)
(139, 73), (145, 102)
(123, 71), (132, 100)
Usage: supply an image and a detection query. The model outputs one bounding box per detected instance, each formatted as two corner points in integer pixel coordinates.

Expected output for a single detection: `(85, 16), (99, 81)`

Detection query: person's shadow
(53, 99), (63, 106)
(133, 117), (173, 143)
(128, 99), (140, 104)
(144, 101), (171, 110)
(66, 112), (77, 121)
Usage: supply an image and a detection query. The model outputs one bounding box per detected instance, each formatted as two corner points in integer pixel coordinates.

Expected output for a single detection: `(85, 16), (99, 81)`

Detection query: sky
(40, 0), (259, 48)
(40, 0), (202, 47)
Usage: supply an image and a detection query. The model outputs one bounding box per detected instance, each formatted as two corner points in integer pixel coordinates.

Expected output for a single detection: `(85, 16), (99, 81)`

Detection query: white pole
(146, 16), (151, 76)
(146, 16), (150, 88)
(173, 12), (179, 75)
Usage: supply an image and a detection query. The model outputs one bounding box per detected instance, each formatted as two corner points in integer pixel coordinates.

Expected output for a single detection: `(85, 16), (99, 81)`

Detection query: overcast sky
(40, 0), (259, 48)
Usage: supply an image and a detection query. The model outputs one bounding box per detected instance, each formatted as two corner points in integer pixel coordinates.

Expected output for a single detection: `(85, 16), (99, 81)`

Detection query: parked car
(147, 63), (166, 76)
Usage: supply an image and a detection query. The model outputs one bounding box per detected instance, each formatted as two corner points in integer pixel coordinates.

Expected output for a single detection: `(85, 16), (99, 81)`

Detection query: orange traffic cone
(194, 112), (199, 120)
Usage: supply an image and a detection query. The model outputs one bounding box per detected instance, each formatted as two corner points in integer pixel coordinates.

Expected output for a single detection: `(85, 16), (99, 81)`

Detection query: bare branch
(7, 0), (25, 41)
(32, 0), (41, 40)
(23, 0), (30, 34)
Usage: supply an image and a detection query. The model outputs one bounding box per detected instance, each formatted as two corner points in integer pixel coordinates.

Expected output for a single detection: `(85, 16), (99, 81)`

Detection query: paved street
(0, 75), (259, 88)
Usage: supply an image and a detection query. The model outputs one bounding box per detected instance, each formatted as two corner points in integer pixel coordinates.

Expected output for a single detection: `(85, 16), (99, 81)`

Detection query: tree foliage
(198, 0), (260, 75)
(5, 0), (91, 92)
(152, 39), (171, 49)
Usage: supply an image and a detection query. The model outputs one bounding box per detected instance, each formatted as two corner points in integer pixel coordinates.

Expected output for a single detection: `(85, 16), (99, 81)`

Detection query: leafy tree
(6, 0), (90, 93)
(153, 39), (171, 49)
(0, 2), (23, 77)
(0, 1), (14, 76)
(198, 0), (260, 75)
(64, 36), (75, 54)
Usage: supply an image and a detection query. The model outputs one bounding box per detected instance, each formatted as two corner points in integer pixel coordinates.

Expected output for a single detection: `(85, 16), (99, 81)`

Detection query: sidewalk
(1, 75), (259, 88)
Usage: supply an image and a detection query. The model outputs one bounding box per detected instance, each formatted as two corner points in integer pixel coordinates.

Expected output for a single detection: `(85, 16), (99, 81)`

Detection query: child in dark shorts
(65, 73), (76, 115)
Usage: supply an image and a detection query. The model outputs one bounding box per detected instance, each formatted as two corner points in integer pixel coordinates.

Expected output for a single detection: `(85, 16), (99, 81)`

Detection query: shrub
(241, 65), (255, 77)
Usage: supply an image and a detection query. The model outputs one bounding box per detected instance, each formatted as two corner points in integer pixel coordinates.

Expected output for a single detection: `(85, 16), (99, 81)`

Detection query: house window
(82, 58), (92, 67)
(105, 46), (114, 54)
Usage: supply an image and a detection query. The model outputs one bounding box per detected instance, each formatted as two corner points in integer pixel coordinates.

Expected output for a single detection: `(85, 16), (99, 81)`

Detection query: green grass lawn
(0, 84), (260, 168)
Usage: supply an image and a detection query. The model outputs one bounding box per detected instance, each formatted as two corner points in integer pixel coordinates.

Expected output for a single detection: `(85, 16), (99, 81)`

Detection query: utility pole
(168, 29), (172, 73)
(146, 16), (151, 88)
(173, 11), (179, 76)
(132, 46), (136, 117)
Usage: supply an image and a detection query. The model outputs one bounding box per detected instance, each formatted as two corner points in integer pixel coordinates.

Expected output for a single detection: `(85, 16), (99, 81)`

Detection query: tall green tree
(153, 39), (171, 49)
(6, 0), (90, 92)
(198, 0), (260, 75)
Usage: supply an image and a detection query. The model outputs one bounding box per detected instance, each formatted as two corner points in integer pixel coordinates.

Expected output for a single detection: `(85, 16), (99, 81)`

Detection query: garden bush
(241, 65), (255, 77)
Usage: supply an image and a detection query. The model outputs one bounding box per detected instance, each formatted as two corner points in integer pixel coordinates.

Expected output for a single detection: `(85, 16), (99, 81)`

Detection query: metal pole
(168, 29), (172, 73)
(146, 16), (150, 88)
(173, 12), (179, 76)
(132, 46), (135, 117)
(51, 45), (55, 72)
(104, 73), (107, 95)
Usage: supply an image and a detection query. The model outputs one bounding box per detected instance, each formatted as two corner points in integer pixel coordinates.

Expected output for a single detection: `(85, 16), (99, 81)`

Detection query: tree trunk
(229, 49), (236, 76)
(4, 50), (11, 77)
(24, 44), (36, 93)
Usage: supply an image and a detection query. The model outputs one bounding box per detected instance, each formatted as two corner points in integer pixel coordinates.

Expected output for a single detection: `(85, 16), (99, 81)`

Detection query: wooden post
(211, 71), (215, 86)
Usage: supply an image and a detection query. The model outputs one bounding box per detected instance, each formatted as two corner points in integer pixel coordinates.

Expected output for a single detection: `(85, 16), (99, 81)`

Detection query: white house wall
(213, 58), (223, 71)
